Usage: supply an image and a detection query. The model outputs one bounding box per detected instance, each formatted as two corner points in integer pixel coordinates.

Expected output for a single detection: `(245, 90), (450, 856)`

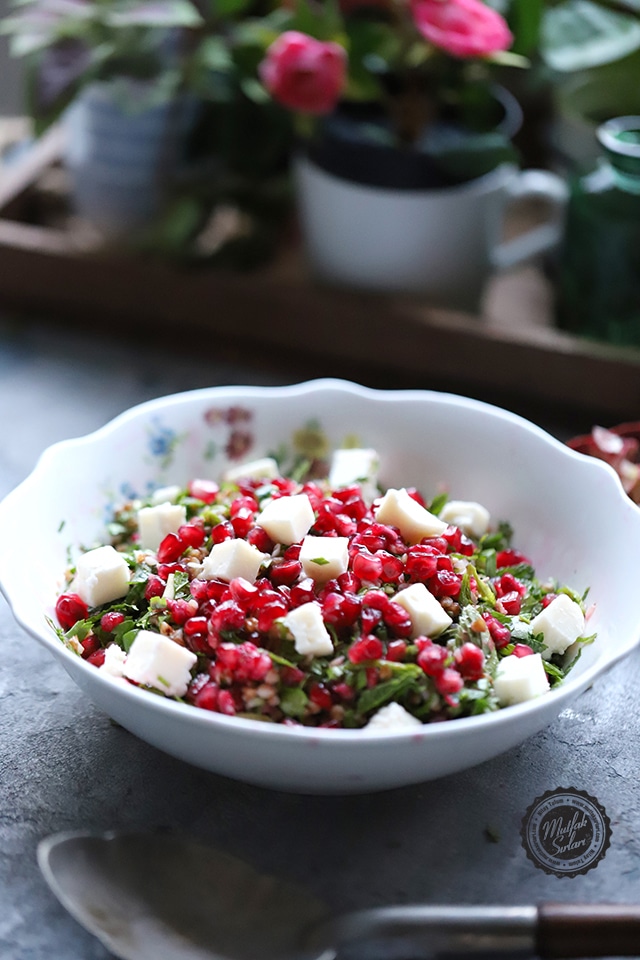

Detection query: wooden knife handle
(537, 902), (640, 958)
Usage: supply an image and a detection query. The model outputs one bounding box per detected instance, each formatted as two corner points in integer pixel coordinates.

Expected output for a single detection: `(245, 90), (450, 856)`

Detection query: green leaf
(357, 666), (422, 715)
(279, 686), (309, 718)
(506, 0), (544, 56)
(541, 0), (640, 71)
(105, 1), (203, 29)
(428, 492), (449, 516)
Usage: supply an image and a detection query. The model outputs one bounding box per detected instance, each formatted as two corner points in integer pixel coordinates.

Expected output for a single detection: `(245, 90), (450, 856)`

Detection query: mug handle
(490, 169), (569, 271)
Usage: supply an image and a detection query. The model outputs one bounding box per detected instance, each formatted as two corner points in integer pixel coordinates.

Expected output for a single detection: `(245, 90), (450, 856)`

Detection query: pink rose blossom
(411, 0), (513, 58)
(259, 31), (347, 115)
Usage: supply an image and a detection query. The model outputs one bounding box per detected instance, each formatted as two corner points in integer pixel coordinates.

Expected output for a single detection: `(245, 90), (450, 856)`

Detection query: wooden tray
(1, 123), (639, 420)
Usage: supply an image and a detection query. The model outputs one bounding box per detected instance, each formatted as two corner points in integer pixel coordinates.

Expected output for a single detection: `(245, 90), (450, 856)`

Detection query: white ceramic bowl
(2, 379), (639, 794)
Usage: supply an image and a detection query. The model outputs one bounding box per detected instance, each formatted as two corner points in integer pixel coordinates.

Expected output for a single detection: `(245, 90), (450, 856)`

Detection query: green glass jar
(555, 116), (640, 344)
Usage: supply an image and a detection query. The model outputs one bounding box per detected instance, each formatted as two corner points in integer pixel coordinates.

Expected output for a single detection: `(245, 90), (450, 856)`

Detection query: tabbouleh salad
(53, 449), (595, 731)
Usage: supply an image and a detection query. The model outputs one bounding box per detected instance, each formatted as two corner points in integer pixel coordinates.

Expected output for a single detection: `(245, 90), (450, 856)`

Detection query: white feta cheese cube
(100, 643), (127, 678)
(280, 602), (334, 657)
(374, 488), (447, 544)
(494, 653), (550, 706)
(137, 501), (187, 551)
(329, 448), (379, 503)
(201, 538), (268, 583)
(123, 630), (197, 697)
(530, 594), (586, 660)
(73, 545), (130, 609)
(439, 500), (490, 539)
(364, 701), (422, 732)
(223, 457), (280, 482)
(150, 484), (182, 505)
(393, 582), (452, 638)
(300, 535), (349, 583)
(256, 494), (315, 545)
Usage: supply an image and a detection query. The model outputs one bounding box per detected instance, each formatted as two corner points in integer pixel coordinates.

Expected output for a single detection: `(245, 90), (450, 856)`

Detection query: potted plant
(243, 0), (640, 307)
(1, 0), (208, 236)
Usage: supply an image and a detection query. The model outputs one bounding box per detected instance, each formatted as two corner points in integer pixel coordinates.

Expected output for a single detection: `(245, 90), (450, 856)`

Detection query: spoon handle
(537, 902), (640, 958)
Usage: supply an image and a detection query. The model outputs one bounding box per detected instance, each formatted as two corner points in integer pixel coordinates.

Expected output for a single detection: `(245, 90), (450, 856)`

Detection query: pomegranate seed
(309, 682), (333, 711)
(86, 648), (106, 667)
(386, 639), (408, 661)
(100, 611), (125, 632)
(211, 521), (235, 544)
(270, 559), (303, 587)
(322, 591), (361, 630)
(217, 690), (236, 715)
(405, 546), (439, 581)
(362, 589), (390, 612)
(421, 536), (448, 553)
(214, 641), (271, 683)
(352, 531), (385, 553)
(454, 643), (485, 681)
(378, 551), (404, 583)
(406, 487), (426, 507)
(333, 484), (362, 503)
(334, 514), (357, 537)
(230, 495), (259, 516)
(337, 571), (360, 593)
(167, 598), (196, 625)
(177, 523), (205, 548)
(246, 526), (275, 552)
(257, 600), (288, 633)
(157, 532), (185, 564)
(512, 643), (534, 657)
(229, 577), (259, 609)
(231, 508), (254, 538)
(541, 593), (557, 608)
(81, 635), (101, 658)
(361, 607), (382, 633)
(272, 477), (297, 494)
(417, 640), (448, 676)
(144, 576), (165, 600)
(352, 551), (383, 582)
(281, 665), (306, 685)
(184, 616), (209, 637)
(496, 549), (530, 568)
(495, 573), (526, 598)
(210, 599), (246, 633)
(189, 478), (219, 503)
(435, 667), (464, 697)
(499, 591), (522, 615)
(289, 579), (316, 607)
(55, 593), (89, 630)
(204, 579), (229, 602)
(334, 681), (355, 701)
(383, 602), (412, 638)
(429, 570), (462, 598)
(157, 561), (186, 579)
(442, 525), (475, 556)
(192, 680), (220, 711)
(481, 612), (511, 648)
(348, 635), (384, 663)
(283, 543), (302, 561)
(189, 579), (209, 602)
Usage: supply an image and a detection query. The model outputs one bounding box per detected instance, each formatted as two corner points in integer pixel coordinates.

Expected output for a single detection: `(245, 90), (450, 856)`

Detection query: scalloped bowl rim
(1, 379), (639, 777)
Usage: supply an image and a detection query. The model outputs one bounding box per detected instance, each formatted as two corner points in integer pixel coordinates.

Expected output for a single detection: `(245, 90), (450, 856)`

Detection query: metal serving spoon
(38, 831), (640, 960)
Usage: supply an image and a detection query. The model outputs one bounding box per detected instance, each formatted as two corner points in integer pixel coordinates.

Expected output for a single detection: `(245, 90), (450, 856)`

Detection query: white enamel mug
(294, 156), (568, 312)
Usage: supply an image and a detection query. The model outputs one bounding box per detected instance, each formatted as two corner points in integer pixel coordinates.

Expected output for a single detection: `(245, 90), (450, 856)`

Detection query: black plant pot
(305, 85), (522, 190)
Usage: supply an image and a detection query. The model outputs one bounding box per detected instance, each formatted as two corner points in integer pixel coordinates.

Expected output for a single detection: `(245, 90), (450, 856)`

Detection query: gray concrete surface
(1, 316), (639, 960)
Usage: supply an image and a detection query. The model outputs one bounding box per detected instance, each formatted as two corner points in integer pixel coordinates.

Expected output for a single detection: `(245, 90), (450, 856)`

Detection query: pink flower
(411, 0), (513, 59)
(259, 31), (347, 115)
